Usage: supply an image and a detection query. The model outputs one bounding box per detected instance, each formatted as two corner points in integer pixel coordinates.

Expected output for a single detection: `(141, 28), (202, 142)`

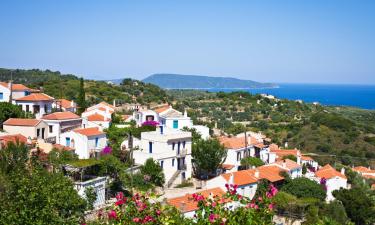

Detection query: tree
(0, 102), (29, 127)
(240, 157), (264, 169)
(302, 164), (307, 175)
(281, 177), (326, 201)
(140, 158), (165, 187)
(191, 138), (227, 179)
(333, 188), (375, 225)
(77, 77), (86, 114)
(182, 127), (202, 143)
(282, 154), (297, 162)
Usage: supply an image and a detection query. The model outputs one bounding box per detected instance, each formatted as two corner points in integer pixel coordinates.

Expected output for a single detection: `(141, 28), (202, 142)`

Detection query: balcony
(178, 164), (187, 171)
(176, 148), (187, 157)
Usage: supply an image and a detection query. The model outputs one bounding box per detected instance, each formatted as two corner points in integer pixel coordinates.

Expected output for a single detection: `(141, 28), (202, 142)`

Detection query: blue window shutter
(95, 137), (99, 147)
(160, 160), (164, 168)
(0, 92), (3, 99)
(149, 142), (152, 153)
(66, 137), (71, 146)
(173, 120), (178, 129)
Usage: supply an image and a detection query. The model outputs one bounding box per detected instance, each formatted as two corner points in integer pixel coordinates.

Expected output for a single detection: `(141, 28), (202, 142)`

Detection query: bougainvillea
(101, 146), (112, 155)
(90, 184), (277, 225)
(320, 178), (327, 191)
(142, 120), (159, 127)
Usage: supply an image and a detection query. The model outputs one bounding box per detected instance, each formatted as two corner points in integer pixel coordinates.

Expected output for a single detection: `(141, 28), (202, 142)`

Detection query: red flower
(108, 210), (117, 220)
(116, 192), (124, 200)
(133, 217), (141, 223)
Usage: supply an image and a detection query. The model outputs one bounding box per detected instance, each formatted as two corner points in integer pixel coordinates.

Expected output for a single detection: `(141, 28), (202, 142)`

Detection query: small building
(273, 159), (302, 179)
(133, 126), (192, 187)
(53, 99), (77, 113)
(301, 155), (319, 171)
(218, 136), (255, 171)
(85, 113), (111, 129)
(314, 164), (347, 201)
(74, 176), (107, 208)
(157, 106), (193, 130)
(3, 118), (49, 140)
(0, 82), (35, 102)
(60, 127), (107, 159)
(133, 109), (160, 127)
(15, 93), (54, 119)
(352, 166), (375, 179)
(41, 111), (82, 144)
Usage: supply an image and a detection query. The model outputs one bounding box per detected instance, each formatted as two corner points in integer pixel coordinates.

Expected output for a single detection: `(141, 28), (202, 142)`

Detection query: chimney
(71, 100), (74, 107)
(255, 169), (259, 178)
(8, 81), (12, 103)
(297, 156), (301, 165)
(341, 167), (345, 175)
(184, 110), (187, 117)
(113, 99), (116, 107)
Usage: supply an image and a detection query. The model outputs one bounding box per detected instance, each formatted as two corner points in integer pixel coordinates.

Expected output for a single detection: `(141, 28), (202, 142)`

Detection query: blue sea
(206, 84), (375, 110)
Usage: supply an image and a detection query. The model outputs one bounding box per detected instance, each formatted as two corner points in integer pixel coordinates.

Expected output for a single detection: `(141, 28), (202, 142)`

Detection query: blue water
(206, 84), (375, 110)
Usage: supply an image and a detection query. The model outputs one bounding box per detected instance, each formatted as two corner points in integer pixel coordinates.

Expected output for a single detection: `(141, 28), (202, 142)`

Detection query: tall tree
(77, 77), (87, 114)
(192, 138), (227, 179)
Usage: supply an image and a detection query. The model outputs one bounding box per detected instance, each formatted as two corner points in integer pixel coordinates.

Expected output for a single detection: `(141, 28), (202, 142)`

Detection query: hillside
(0, 68), (168, 105)
(143, 73), (277, 89)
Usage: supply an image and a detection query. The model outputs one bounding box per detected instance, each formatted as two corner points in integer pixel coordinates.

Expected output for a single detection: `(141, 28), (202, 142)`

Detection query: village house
(41, 111), (82, 144)
(167, 188), (236, 218)
(133, 126), (192, 187)
(0, 81), (36, 102)
(352, 166), (375, 179)
(301, 155), (319, 171)
(314, 164), (347, 201)
(3, 118), (49, 140)
(14, 93), (54, 119)
(82, 102), (114, 129)
(52, 99), (77, 113)
(133, 109), (160, 126)
(60, 127), (107, 159)
(273, 159), (302, 179)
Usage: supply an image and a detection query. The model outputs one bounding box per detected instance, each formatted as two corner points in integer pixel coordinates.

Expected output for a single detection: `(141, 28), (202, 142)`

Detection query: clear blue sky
(1, 0), (375, 84)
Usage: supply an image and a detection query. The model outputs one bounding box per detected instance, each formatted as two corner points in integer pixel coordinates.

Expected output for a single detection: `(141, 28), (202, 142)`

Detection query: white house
(15, 93), (54, 119)
(157, 106), (193, 130)
(273, 159), (303, 179)
(86, 101), (115, 113)
(3, 118), (49, 140)
(133, 126), (192, 187)
(60, 127), (107, 159)
(83, 113), (111, 129)
(41, 111), (82, 144)
(352, 166), (375, 179)
(133, 109), (160, 127)
(52, 99), (77, 113)
(301, 155), (319, 171)
(314, 164), (347, 201)
(0, 82), (35, 102)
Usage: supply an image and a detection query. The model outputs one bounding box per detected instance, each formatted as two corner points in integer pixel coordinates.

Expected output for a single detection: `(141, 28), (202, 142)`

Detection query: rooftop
(55, 99), (75, 109)
(3, 118), (41, 127)
(0, 82), (30, 91)
(74, 127), (105, 137)
(222, 170), (258, 186)
(87, 113), (111, 122)
(0, 134), (27, 146)
(315, 164), (346, 180)
(274, 159), (302, 171)
(15, 93), (54, 101)
(42, 111), (80, 120)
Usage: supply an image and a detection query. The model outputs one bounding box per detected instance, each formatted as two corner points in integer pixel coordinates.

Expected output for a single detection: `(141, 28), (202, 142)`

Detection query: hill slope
(143, 73), (277, 89)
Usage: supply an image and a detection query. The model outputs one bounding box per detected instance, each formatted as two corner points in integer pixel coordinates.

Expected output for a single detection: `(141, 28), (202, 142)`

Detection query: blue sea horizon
(196, 83), (375, 110)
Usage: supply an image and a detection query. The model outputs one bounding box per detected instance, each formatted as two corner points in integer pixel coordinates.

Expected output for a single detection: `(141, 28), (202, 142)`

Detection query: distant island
(141, 73), (278, 89)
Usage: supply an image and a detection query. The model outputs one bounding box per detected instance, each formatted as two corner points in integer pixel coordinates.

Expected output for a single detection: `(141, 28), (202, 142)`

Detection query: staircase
(166, 170), (181, 188)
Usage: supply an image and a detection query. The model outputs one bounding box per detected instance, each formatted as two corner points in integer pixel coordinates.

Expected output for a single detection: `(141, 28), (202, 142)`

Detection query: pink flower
(156, 210), (161, 215)
(212, 202), (217, 207)
(258, 197), (263, 202)
(268, 204), (274, 210)
(116, 192), (124, 200)
(143, 215), (154, 223)
(108, 210), (117, 220)
(209, 214), (218, 223)
(133, 217), (141, 223)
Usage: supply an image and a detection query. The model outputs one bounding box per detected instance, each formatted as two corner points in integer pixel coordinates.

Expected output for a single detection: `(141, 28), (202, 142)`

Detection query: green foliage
(282, 154), (297, 162)
(181, 126), (202, 143)
(320, 200), (350, 225)
(140, 158), (165, 187)
(0, 102), (31, 126)
(333, 187), (375, 225)
(311, 112), (355, 131)
(302, 164), (307, 175)
(191, 138), (227, 179)
(281, 177), (326, 201)
(77, 77), (87, 114)
(174, 180), (194, 188)
(240, 157), (265, 169)
(84, 187), (97, 210)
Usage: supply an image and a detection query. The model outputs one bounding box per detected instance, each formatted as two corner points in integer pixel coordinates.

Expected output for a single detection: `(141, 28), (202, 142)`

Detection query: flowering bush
(320, 178), (327, 191)
(142, 121), (159, 127)
(91, 184), (277, 225)
(101, 146), (112, 155)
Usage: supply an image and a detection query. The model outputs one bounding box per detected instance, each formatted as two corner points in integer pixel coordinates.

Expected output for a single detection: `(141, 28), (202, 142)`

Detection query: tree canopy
(281, 177), (326, 201)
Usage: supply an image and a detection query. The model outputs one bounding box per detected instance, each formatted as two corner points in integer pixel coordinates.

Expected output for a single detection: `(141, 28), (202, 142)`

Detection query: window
(172, 142), (175, 150)
(37, 129), (40, 137)
(49, 125), (53, 133)
(66, 137), (71, 147)
(183, 141), (186, 148)
(237, 152), (241, 161)
(178, 142), (181, 151)
(173, 120), (178, 129)
(95, 137), (99, 147)
(26, 105), (29, 112)
(44, 104), (48, 113)
(160, 160), (164, 168)
(24, 91), (30, 96)
(149, 142), (153, 153)
(0, 92), (3, 99)
(172, 159), (175, 167)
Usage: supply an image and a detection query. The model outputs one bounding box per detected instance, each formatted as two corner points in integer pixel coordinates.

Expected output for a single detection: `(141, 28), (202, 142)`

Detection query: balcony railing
(176, 148), (187, 157)
(45, 136), (56, 144)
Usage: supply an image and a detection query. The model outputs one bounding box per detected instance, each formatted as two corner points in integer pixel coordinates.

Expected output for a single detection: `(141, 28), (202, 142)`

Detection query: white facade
(60, 129), (107, 159)
(325, 177), (347, 201)
(133, 110), (160, 126)
(133, 127), (192, 186)
(3, 121), (49, 140)
(42, 119), (82, 144)
(0, 84), (11, 102)
(191, 125), (210, 140)
(16, 100), (53, 119)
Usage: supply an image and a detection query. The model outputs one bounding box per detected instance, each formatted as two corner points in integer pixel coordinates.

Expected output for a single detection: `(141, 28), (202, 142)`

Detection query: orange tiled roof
(42, 111), (80, 120)
(87, 113), (111, 122)
(167, 188), (227, 213)
(222, 170), (258, 186)
(219, 136), (247, 149)
(274, 159), (302, 171)
(0, 82), (30, 91)
(271, 149), (300, 158)
(352, 166), (373, 173)
(3, 118), (41, 127)
(301, 155), (314, 161)
(269, 143), (279, 151)
(99, 101), (115, 109)
(154, 105), (170, 114)
(248, 165), (286, 183)
(74, 127), (104, 136)
(315, 164), (346, 180)
(56, 99), (75, 109)
(0, 134), (27, 146)
(15, 93), (54, 101)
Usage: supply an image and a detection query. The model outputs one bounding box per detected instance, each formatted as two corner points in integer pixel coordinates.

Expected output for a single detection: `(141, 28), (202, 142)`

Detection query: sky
(0, 0), (375, 84)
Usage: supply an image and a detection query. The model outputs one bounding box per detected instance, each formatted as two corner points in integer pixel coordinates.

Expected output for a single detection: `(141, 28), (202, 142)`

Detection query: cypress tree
(77, 77), (86, 114)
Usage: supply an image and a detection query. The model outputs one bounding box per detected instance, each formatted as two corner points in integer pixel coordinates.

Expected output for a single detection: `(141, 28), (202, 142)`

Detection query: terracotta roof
(99, 101), (115, 109)
(352, 166), (374, 173)
(15, 93), (54, 101)
(0, 134), (27, 146)
(3, 118), (41, 127)
(167, 188), (228, 213)
(247, 165), (286, 183)
(74, 127), (104, 136)
(274, 159), (302, 171)
(222, 170), (258, 186)
(315, 164), (347, 180)
(269, 143), (279, 151)
(219, 136), (247, 149)
(42, 111), (80, 120)
(87, 113), (111, 122)
(271, 148), (300, 158)
(52, 144), (74, 151)
(301, 156), (314, 161)
(154, 105), (170, 114)
(222, 164), (235, 170)
(363, 174), (375, 179)
(0, 82), (30, 91)
(56, 99), (75, 109)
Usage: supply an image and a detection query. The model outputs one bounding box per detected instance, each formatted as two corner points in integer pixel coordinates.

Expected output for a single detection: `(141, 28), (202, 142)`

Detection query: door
(66, 137), (71, 147)
(41, 128), (45, 139)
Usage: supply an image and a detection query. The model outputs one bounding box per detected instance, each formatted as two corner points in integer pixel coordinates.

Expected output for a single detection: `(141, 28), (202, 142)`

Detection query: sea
(203, 84), (375, 110)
